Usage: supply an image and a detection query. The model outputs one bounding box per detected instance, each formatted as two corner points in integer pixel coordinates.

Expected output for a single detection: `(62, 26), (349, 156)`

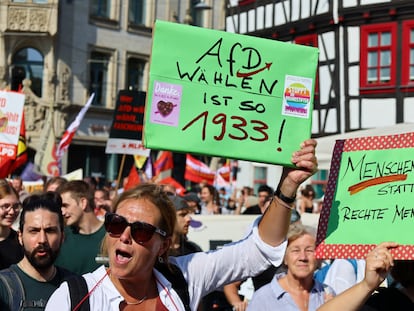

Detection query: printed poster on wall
(143, 20), (318, 167)
(315, 132), (414, 260)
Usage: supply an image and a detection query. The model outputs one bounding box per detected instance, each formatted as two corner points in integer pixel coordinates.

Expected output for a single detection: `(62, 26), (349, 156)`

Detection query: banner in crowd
(0, 91), (25, 164)
(106, 90), (150, 156)
(144, 20), (318, 167)
(316, 132), (414, 259)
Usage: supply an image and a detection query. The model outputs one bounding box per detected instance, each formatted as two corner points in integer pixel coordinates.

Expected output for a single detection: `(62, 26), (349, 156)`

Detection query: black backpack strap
(0, 267), (25, 311)
(66, 275), (90, 311)
(155, 262), (191, 311)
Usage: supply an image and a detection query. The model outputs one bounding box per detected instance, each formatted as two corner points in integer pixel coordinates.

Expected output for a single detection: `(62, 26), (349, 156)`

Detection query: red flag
(0, 155), (12, 178)
(124, 164), (141, 190)
(0, 113), (27, 177)
(158, 176), (186, 196)
(56, 94), (95, 168)
(154, 151), (174, 176)
(217, 161), (231, 182)
(185, 154), (215, 185)
(10, 113), (28, 172)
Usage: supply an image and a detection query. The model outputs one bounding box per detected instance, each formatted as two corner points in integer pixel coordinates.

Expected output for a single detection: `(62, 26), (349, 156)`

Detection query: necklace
(124, 296), (147, 305)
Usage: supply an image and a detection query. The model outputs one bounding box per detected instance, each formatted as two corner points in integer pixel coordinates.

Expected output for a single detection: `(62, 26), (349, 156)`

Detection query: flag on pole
(144, 155), (153, 181)
(217, 161), (231, 182)
(185, 154), (215, 185)
(124, 164), (141, 190)
(10, 113), (28, 172)
(56, 93), (95, 165)
(153, 151), (174, 176)
(133, 155), (147, 170)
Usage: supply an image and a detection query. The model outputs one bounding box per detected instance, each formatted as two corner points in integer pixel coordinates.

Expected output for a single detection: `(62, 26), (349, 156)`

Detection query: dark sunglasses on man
(104, 212), (167, 244)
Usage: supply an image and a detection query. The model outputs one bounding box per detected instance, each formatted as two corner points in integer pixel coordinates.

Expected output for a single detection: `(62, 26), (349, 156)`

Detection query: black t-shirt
(0, 229), (24, 270)
(170, 236), (203, 257)
(242, 204), (262, 215)
(361, 287), (414, 311)
(0, 264), (76, 311)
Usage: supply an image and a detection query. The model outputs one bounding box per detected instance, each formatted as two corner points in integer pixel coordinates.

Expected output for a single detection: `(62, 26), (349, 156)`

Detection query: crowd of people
(0, 139), (411, 310)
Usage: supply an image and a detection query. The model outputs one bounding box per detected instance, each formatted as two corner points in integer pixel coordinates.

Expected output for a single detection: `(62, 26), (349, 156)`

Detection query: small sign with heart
(150, 81), (181, 126)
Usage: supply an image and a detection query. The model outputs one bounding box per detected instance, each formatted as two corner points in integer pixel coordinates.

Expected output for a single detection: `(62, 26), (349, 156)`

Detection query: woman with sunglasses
(46, 139), (318, 311)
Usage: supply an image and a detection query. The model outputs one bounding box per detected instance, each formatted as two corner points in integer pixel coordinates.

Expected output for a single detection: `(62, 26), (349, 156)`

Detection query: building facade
(227, 0), (414, 192)
(0, 0), (225, 181)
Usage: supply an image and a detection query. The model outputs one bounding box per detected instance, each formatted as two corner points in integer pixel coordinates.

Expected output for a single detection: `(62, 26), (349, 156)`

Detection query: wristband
(274, 188), (296, 204)
(273, 195), (295, 211)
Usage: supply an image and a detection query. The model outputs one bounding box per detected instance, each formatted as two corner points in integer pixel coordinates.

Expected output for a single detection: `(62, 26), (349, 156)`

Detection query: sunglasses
(104, 213), (167, 244)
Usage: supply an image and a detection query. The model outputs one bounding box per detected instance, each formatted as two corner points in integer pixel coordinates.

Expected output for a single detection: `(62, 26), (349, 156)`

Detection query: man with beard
(0, 192), (75, 310)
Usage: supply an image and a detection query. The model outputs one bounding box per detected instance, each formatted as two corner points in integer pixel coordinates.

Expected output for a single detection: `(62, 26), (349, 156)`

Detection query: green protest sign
(316, 132), (414, 259)
(143, 20), (318, 166)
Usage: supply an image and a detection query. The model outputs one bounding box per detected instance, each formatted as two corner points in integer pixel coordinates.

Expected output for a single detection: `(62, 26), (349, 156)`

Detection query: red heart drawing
(157, 100), (174, 117)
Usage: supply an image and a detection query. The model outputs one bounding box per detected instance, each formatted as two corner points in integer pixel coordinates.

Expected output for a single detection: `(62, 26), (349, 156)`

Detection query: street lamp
(177, 1), (212, 26)
(194, 1), (212, 10)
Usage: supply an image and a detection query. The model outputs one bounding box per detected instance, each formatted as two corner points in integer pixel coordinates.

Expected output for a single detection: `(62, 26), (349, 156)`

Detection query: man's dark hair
(257, 184), (273, 196)
(19, 191), (64, 232)
(57, 179), (95, 210)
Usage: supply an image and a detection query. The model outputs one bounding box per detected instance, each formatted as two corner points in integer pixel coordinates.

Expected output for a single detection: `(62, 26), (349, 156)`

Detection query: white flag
(56, 93), (95, 160)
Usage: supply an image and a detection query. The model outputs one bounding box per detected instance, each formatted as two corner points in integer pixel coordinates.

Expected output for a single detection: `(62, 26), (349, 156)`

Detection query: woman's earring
(158, 256), (164, 263)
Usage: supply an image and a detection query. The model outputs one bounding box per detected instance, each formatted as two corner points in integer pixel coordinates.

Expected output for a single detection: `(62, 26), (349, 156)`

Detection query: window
(89, 51), (110, 106)
(253, 166), (267, 194)
(91, 0), (110, 19)
(295, 34), (319, 96)
(11, 47), (44, 97)
(360, 23), (397, 93)
(402, 20), (414, 86)
(127, 58), (145, 91)
(128, 0), (145, 26)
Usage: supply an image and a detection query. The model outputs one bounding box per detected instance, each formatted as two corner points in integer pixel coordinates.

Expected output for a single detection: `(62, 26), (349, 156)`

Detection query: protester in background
(224, 210), (303, 311)
(200, 184), (221, 214)
(0, 192), (75, 310)
(161, 183), (177, 196)
(316, 242), (398, 311)
(43, 176), (67, 192)
(0, 179), (24, 270)
(168, 195), (202, 257)
(225, 197), (238, 214)
(218, 187), (231, 214)
(247, 223), (335, 310)
(94, 188), (112, 221)
(183, 192), (201, 214)
(55, 180), (106, 274)
(299, 184), (316, 214)
(235, 195), (258, 214)
(45, 139), (318, 311)
(11, 175), (29, 202)
(242, 185), (273, 215)
(83, 176), (98, 191)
